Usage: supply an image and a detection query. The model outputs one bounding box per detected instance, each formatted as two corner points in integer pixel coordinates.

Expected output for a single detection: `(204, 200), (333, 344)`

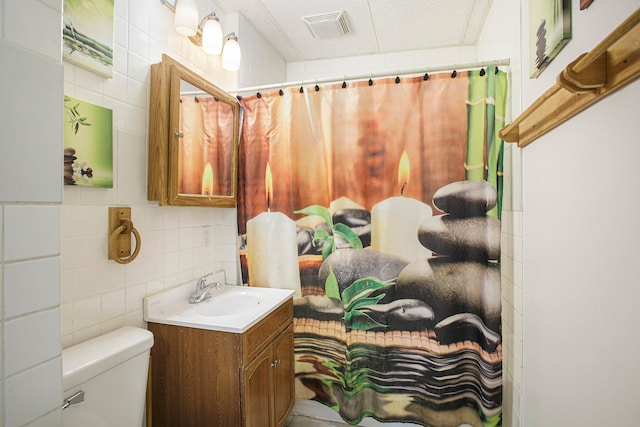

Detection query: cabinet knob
(175, 130), (184, 138)
(271, 359), (281, 368)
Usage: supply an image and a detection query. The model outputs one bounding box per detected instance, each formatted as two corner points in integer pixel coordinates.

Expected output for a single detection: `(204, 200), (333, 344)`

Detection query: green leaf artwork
(63, 95), (113, 188)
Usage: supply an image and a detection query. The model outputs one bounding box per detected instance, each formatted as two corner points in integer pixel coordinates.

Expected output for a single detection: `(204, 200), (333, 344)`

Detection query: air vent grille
(302, 11), (350, 39)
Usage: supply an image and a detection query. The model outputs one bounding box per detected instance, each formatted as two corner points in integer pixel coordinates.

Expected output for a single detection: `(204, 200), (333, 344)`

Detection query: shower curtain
(238, 67), (507, 427)
(178, 96), (235, 196)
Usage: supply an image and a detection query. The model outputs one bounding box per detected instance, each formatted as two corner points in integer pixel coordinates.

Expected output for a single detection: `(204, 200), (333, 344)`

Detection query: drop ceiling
(215, 0), (495, 62)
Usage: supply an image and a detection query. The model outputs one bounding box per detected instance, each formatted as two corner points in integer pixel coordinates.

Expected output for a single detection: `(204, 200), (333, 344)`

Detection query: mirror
(148, 55), (239, 207)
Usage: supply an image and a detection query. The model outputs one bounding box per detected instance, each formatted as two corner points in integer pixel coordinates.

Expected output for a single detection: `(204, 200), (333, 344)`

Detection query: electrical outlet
(202, 225), (210, 248)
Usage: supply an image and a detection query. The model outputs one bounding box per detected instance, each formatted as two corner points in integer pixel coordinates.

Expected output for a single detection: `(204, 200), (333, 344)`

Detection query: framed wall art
(580, 0), (595, 10)
(529, 0), (572, 78)
(63, 96), (113, 188)
(63, 0), (114, 78)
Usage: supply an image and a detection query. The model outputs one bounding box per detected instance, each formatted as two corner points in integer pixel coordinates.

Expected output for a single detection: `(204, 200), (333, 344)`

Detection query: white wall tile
(129, 0), (150, 33)
(127, 51), (150, 84)
(124, 104), (147, 135)
(5, 357), (62, 427)
(4, 0), (61, 60)
(0, 45), (63, 203)
(0, 208), (3, 263)
(104, 71), (129, 103)
(102, 96), (128, 131)
(98, 263), (126, 292)
(101, 289), (126, 321)
(60, 302), (73, 336)
(116, 131), (147, 203)
(4, 258), (60, 318)
(79, 186), (118, 205)
(114, 15), (129, 50)
(24, 408), (62, 427)
(124, 255), (147, 285)
(73, 67), (106, 97)
(4, 206), (60, 261)
(128, 25), (149, 59)
(70, 324), (101, 346)
(127, 76), (148, 108)
(126, 282), (146, 313)
(5, 309), (61, 376)
(72, 266), (103, 299)
(71, 236), (104, 269)
(72, 296), (101, 331)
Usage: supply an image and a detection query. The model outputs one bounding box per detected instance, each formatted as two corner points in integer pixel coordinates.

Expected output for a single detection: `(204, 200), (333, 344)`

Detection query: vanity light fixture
(162, 0), (241, 71)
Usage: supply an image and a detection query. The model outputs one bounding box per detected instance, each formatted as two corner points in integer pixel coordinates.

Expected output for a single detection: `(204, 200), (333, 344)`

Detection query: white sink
(144, 281), (294, 333)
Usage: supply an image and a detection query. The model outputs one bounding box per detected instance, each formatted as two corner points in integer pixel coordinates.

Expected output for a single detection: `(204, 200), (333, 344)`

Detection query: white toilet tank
(62, 326), (154, 427)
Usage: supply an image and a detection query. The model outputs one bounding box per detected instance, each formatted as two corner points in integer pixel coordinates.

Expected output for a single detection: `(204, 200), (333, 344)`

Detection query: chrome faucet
(189, 272), (222, 304)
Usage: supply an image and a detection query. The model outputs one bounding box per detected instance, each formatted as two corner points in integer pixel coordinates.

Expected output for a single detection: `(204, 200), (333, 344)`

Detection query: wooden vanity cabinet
(148, 298), (294, 427)
(243, 323), (294, 427)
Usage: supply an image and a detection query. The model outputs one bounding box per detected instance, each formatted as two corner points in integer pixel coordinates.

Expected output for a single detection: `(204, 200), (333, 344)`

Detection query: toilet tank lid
(62, 326), (154, 391)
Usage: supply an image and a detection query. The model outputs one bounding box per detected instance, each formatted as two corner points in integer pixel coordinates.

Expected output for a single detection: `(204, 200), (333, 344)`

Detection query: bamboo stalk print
(489, 71), (508, 218)
(63, 24), (113, 67)
(485, 67), (498, 217)
(465, 71), (487, 181)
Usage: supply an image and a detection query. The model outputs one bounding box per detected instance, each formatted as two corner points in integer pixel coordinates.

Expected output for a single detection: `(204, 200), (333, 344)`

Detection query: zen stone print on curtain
(238, 67), (507, 427)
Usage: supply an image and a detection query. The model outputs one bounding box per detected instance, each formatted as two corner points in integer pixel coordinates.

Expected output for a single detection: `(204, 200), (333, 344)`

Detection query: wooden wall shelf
(500, 8), (640, 147)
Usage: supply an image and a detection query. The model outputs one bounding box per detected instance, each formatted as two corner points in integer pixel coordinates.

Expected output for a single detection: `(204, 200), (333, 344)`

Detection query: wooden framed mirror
(148, 54), (239, 207)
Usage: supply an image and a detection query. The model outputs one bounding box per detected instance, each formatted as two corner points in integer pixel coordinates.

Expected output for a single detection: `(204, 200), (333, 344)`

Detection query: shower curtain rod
(234, 58), (510, 94)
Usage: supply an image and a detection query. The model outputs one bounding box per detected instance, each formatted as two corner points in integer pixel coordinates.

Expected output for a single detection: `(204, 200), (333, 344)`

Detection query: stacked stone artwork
(64, 147), (77, 185)
(396, 180), (502, 342)
(292, 180), (503, 425)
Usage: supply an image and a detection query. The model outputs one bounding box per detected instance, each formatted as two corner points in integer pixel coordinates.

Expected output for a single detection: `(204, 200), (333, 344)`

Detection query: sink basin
(193, 289), (263, 317)
(143, 281), (294, 333)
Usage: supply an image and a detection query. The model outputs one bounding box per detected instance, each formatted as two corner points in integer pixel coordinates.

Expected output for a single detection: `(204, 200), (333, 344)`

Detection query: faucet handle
(196, 272), (214, 290)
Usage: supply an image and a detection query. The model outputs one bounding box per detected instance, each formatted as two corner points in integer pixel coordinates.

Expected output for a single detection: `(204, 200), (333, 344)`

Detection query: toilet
(62, 326), (154, 427)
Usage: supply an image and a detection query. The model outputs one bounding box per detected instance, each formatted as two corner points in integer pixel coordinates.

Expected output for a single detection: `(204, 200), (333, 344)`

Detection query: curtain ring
(108, 218), (141, 264)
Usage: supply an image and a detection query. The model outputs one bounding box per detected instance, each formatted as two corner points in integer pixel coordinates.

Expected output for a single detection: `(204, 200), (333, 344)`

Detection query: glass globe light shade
(222, 33), (241, 71)
(174, 0), (198, 36)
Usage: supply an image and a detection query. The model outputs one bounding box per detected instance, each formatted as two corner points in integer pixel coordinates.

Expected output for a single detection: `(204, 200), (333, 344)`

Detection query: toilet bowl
(62, 326), (154, 427)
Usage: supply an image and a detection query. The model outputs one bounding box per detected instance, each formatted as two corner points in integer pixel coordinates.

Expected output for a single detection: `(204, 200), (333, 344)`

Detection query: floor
(285, 413), (351, 427)
(286, 400), (421, 427)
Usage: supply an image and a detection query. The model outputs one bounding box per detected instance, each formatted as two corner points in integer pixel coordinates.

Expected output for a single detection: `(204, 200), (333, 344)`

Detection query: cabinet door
(272, 325), (295, 427)
(243, 348), (273, 427)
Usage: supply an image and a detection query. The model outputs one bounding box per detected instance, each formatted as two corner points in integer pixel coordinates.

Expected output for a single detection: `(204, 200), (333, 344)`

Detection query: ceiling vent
(302, 11), (350, 39)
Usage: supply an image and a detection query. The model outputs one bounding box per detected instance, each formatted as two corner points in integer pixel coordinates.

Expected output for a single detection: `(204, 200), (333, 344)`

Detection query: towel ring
(108, 218), (141, 264)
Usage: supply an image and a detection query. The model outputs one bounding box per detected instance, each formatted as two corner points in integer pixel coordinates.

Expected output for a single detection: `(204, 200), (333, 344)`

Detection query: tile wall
(2, 0), (286, 424)
(1, 0), (65, 425)
(60, 0), (285, 348)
